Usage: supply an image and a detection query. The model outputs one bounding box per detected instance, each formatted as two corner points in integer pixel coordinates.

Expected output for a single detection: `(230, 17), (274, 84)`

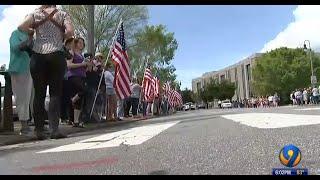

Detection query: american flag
(152, 74), (160, 98)
(142, 67), (154, 102)
(111, 22), (132, 99)
(162, 81), (171, 95)
(168, 89), (183, 108)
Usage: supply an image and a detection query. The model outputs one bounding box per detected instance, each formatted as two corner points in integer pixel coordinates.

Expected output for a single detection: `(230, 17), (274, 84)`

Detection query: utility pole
(87, 5), (95, 54)
(304, 40), (316, 87)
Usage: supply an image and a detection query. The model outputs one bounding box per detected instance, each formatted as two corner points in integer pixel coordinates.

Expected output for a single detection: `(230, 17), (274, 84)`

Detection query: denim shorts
(106, 87), (115, 96)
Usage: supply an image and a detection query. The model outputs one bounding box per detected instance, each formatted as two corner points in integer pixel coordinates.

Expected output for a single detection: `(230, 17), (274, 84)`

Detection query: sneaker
(36, 131), (47, 140)
(28, 121), (35, 126)
(44, 126), (51, 135)
(79, 122), (85, 128)
(60, 119), (68, 124)
(19, 127), (33, 137)
(72, 123), (79, 128)
(50, 131), (67, 139)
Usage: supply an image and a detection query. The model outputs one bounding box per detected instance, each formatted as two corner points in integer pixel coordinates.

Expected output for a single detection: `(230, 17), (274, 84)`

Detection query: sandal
(72, 123), (79, 127)
(78, 122), (85, 128)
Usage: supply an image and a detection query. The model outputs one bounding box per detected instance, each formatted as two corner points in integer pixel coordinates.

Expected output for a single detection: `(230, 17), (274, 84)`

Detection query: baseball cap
(95, 52), (103, 58)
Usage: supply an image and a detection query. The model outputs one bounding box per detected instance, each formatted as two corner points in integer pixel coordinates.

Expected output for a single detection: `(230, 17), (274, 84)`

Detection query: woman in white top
(303, 88), (309, 105)
(104, 62), (117, 121)
(130, 78), (142, 118)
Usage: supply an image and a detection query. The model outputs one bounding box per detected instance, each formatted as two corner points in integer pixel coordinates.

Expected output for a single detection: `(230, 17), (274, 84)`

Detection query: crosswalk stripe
(294, 107), (320, 111)
(37, 121), (180, 153)
(221, 113), (320, 129)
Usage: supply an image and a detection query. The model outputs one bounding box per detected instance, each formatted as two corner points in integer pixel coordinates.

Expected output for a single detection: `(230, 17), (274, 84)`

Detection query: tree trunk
(87, 5), (95, 54)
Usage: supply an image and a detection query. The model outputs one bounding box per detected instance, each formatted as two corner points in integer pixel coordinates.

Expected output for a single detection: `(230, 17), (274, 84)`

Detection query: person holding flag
(110, 21), (132, 121)
(104, 61), (117, 121)
(162, 81), (171, 115)
(129, 77), (142, 118)
(152, 72), (160, 116)
(142, 64), (154, 117)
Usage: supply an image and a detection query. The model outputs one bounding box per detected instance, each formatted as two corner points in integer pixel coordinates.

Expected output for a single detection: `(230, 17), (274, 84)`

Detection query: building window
(246, 64), (251, 81)
(220, 74), (225, 81)
(246, 64), (252, 97)
(197, 82), (201, 92)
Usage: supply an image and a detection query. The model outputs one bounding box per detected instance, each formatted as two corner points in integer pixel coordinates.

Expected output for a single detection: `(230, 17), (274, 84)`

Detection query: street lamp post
(304, 40), (316, 87)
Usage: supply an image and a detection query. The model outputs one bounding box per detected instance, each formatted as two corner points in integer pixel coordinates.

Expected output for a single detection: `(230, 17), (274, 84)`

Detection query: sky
(1, 5), (320, 89)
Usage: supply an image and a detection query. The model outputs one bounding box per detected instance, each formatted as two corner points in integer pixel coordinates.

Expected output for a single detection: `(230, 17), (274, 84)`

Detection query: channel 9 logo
(279, 144), (301, 167)
(272, 144), (308, 175)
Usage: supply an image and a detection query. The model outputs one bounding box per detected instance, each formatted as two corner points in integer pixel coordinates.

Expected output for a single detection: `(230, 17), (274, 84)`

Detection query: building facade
(192, 53), (263, 101)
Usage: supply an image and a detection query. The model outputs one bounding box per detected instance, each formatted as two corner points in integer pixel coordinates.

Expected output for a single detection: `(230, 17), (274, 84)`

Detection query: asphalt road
(1, 106), (320, 175)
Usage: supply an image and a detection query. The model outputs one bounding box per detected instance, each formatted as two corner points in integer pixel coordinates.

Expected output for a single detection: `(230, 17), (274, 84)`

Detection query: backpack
(27, 9), (65, 51)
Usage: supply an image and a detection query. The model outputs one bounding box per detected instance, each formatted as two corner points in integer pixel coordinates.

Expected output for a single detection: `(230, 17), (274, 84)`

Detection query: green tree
(218, 80), (236, 100)
(199, 78), (236, 104)
(61, 5), (148, 52)
(129, 25), (178, 84)
(199, 78), (216, 103)
(181, 88), (194, 103)
(251, 47), (320, 104)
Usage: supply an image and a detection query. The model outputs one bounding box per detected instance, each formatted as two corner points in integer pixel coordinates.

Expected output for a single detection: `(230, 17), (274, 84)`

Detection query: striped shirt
(31, 8), (71, 54)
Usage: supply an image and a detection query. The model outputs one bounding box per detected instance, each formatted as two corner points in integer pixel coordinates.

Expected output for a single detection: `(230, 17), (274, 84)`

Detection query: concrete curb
(0, 118), (144, 147)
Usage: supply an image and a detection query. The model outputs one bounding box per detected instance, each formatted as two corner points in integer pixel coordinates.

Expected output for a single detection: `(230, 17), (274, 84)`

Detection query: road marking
(31, 157), (118, 173)
(37, 121), (180, 153)
(221, 113), (320, 129)
(294, 107), (320, 111)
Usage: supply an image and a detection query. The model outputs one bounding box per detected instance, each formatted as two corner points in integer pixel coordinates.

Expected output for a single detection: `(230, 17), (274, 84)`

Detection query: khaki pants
(106, 95), (117, 120)
(11, 72), (33, 121)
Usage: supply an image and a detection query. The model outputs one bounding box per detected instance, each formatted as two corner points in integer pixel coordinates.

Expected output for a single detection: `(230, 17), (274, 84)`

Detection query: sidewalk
(0, 116), (149, 146)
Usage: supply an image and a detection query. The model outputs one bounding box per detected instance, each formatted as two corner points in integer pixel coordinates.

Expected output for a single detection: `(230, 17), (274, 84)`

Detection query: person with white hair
(8, 23), (33, 136)
(83, 52), (105, 122)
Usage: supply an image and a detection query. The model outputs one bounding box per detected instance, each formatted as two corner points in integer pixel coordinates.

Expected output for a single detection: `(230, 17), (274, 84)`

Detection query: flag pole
(90, 18), (123, 119)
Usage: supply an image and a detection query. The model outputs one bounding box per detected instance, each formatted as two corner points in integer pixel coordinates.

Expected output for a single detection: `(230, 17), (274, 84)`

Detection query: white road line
(37, 121), (180, 153)
(294, 107), (320, 111)
(221, 113), (320, 129)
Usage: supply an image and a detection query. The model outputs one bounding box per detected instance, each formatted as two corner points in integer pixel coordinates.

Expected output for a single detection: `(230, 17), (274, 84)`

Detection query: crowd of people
(7, 5), (176, 140)
(218, 93), (280, 108)
(290, 86), (320, 105)
(239, 94), (280, 108)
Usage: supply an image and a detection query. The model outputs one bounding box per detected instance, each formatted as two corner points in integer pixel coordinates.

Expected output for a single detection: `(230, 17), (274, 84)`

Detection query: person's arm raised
(63, 13), (74, 40)
(18, 14), (34, 35)
(67, 60), (88, 69)
(66, 51), (88, 69)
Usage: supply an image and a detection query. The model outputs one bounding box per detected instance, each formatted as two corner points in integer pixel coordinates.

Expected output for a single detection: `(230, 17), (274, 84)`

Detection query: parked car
(189, 103), (196, 110)
(0, 86), (50, 122)
(197, 103), (206, 109)
(1, 95), (18, 121)
(183, 103), (190, 111)
(221, 100), (232, 109)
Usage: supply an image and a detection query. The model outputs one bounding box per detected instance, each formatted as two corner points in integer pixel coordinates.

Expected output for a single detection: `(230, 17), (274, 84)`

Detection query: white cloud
(0, 5), (39, 62)
(0, 5), (39, 84)
(261, 5), (320, 52)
